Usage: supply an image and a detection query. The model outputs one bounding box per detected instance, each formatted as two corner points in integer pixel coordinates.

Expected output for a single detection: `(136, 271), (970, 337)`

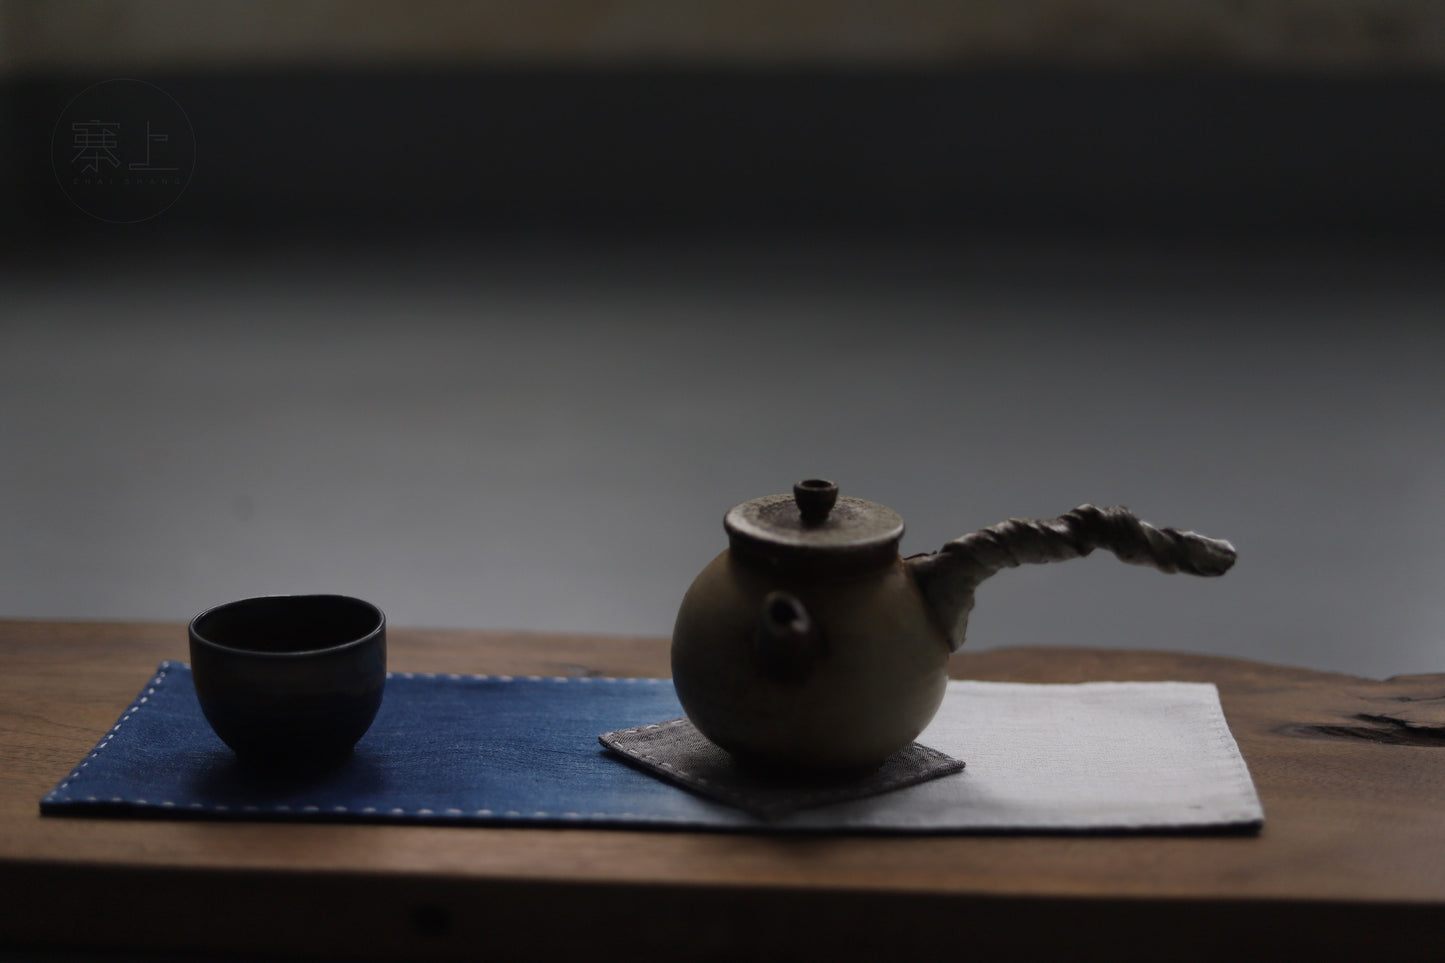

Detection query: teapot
(671, 480), (1236, 773)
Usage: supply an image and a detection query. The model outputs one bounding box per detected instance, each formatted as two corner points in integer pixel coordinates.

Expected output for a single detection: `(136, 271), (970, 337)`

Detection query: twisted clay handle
(908, 505), (1237, 651)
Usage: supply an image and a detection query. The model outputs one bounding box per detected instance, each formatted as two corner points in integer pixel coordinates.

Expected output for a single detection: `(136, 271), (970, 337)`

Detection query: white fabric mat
(780, 680), (1264, 831)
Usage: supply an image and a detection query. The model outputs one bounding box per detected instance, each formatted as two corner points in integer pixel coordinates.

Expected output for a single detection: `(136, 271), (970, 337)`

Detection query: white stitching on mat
(44, 663), (173, 802)
(610, 719), (718, 789)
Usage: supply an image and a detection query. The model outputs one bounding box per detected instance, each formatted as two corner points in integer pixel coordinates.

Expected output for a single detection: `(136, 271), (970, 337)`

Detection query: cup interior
(191, 595), (382, 654)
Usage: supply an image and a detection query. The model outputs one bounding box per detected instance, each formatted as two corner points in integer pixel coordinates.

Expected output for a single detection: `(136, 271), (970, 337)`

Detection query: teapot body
(671, 549), (951, 773)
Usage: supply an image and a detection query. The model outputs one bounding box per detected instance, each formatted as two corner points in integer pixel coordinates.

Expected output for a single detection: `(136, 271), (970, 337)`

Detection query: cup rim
(188, 594), (385, 659)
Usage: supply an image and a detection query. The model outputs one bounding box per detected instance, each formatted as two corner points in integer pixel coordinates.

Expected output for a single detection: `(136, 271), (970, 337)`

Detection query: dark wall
(6, 66), (1445, 243)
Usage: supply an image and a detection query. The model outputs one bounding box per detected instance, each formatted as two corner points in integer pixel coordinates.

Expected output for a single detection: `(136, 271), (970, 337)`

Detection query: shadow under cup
(188, 595), (387, 767)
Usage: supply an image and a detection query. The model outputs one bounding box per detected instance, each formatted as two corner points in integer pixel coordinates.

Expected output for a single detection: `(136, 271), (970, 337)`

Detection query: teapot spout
(755, 591), (825, 683)
(906, 504), (1237, 652)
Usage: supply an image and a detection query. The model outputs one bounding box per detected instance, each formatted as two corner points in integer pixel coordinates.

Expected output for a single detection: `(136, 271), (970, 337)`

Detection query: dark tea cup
(188, 594), (386, 767)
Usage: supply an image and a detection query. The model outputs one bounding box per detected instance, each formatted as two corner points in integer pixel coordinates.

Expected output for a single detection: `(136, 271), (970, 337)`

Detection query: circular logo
(50, 79), (195, 224)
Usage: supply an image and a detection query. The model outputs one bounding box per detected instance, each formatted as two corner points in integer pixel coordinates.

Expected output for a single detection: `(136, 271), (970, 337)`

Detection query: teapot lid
(724, 479), (904, 575)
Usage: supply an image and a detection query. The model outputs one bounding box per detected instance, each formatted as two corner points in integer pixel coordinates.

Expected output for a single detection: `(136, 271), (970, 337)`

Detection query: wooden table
(1, 620), (1442, 961)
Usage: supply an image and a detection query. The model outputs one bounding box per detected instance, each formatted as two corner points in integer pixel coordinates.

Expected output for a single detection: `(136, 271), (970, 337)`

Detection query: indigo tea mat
(41, 662), (1263, 832)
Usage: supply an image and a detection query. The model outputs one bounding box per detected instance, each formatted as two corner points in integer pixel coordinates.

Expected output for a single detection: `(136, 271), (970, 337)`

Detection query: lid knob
(725, 481), (903, 575)
(793, 479), (839, 526)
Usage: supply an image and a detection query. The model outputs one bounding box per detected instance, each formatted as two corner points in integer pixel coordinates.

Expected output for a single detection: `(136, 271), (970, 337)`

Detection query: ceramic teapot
(671, 480), (1236, 773)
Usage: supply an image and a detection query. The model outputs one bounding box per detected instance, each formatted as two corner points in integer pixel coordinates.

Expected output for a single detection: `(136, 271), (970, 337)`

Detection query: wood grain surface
(1, 619), (1442, 961)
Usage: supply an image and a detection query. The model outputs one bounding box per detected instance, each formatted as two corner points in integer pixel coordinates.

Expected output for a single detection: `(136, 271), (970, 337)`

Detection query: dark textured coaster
(599, 718), (965, 819)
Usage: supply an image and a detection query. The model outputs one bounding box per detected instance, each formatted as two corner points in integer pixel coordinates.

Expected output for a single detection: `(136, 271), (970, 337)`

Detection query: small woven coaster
(599, 718), (965, 819)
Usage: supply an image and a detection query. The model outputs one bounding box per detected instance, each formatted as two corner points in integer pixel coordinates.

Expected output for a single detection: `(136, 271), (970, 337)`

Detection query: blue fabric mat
(42, 661), (767, 829)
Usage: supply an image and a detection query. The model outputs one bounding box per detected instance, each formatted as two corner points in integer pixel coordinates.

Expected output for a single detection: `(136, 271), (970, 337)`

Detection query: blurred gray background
(3, 2), (1443, 678)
